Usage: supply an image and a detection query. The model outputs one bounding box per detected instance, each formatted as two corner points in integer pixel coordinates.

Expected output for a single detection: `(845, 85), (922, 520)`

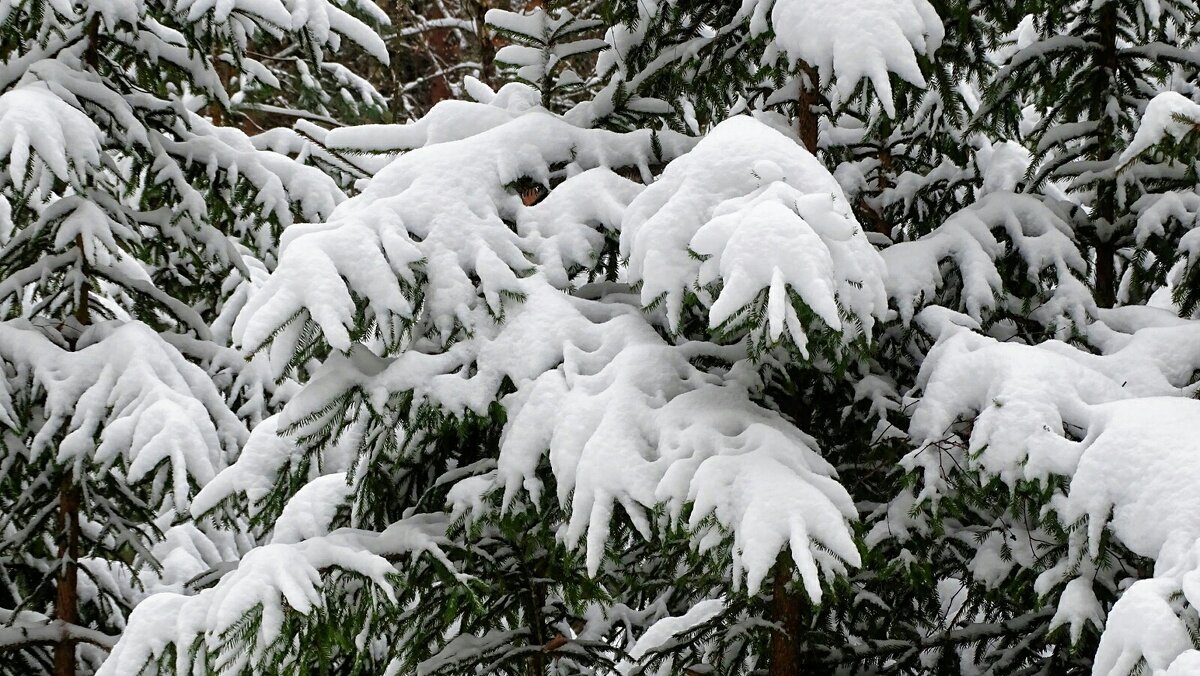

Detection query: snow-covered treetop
(580, 0), (944, 128)
(763, 0), (943, 116)
(104, 109), (898, 672)
(623, 115), (887, 358)
(487, 5), (607, 110)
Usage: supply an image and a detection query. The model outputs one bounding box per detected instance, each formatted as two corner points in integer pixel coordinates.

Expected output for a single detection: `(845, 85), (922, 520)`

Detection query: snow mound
(0, 321), (245, 510)
(767, 0), (944, 116)
(623, 116), (887, 357)
(235, 112), (692, 355)
(906, 310), (1200, 672)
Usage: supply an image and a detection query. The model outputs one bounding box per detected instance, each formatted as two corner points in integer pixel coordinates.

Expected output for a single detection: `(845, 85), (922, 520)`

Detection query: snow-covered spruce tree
(975, 0), (1200, 309)
(573, 0), (943, 134)
(571, 1), (1170, 672)
(0, 0), (387, 673)
(98, 8), (1080, 670)
(486, 4), (607, 113)
(574, 0), (1019, 261)
(574, 2), (1089, 671)
(89, 3), (1200, 675)
(96, 69), (908, 672)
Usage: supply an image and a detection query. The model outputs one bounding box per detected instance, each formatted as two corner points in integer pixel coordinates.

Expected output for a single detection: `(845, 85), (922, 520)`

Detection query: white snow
(620, 598), (725, 669)
(767, 0), (944, 117)
(882, 192), (1089, 326)
(906, 309), (1200, 672)
(1121, 91), (1200, 165)
(98, 515), (453, 676)
(0, 81), (102, 188)
(0, 321), (245, 510)
(236, 109), (692, 354)
(623, 115), (887, 353)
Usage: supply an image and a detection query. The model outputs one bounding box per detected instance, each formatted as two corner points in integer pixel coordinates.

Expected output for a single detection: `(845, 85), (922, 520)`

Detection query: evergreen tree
(0, 0), (385, 673)
(976, 0), (1200, 308)
(9, 0), (1200, 674)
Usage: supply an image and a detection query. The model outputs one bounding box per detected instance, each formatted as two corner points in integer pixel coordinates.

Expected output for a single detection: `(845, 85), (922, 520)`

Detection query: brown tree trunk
(857, 141), (895, 238)
(52, 237), (91, 676)
(53, 474), (81, 676)
(425, 2), (457, 105)
(470, 0), (498, 90)
(1093, 2), (1120, 308)
(768, 63), (826, 676)
(769, 553), (805, 676)
(796, 61), (819, 154)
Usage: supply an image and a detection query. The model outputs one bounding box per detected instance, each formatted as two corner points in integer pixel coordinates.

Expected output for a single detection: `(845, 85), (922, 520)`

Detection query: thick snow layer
(910, 312), (1200, 491)
(0, 81), (101, 188)
(1056, 398), (1200, 560)
(191, 414), (297, 517)
(1093, 578), (1196, 676)
(327, 81), (541, 152)
(623, 116), (887, 354)
(97, 515), (452, 675)
(0, 321), (244, 509)
(907, 310), (1200, 674)
(270, 473), (351, 544)
(881, 192), (1089, 326)
(766, 0), (943, 116)
(1048, 577), (1105, 646)
(236, 109), (862, 608)
(1096, 535), (1200, 675)
(1121, 91), (1200, 164)
(236, 111), (693, 354)
(442, 280), (860, 599)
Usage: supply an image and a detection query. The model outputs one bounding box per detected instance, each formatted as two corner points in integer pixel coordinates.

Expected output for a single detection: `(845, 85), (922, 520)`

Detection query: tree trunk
(770, 64), (823, 676)
(796, 61), (819, 154)
(425, 2), (457, 105)
(469, 0), (498, 90)
(769, 553), (805, 676)
(1093, 2), (1120, 308)
(52, 237), (91, 676)
(53, 474), (81, 676)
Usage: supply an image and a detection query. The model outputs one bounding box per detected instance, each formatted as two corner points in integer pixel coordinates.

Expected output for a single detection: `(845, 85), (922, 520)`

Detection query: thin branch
(815, 607), (1055, 666)
(0, 609), (117, 652)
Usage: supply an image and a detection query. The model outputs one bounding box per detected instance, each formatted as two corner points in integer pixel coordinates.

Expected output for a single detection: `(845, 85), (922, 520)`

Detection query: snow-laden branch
(0, 609), (118, 651)
(814, 607), (1056, 665)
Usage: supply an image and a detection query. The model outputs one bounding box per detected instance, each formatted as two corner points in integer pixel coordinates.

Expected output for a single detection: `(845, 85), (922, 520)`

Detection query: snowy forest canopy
(4, 0), (1200, 674)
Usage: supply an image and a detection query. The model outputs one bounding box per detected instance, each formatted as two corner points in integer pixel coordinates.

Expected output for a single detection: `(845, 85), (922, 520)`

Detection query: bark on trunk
(53, 475), (80, 676)
(796, 61), (819, 154)
(768, 63), (823, 676)
(53, 237), (90, 676)
(769, 553), (805, 676)
(1093, 3), (1120, 308)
